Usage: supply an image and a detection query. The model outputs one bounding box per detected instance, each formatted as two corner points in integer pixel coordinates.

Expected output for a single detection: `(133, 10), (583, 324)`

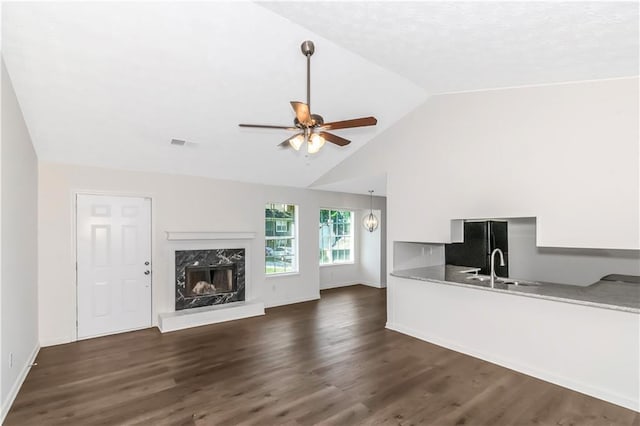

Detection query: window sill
(320, 262), (356, 268)
(265, 272), (300, 278)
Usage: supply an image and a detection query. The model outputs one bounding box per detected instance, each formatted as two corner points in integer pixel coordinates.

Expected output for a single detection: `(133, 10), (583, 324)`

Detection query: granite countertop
(390, 265), (640, 313)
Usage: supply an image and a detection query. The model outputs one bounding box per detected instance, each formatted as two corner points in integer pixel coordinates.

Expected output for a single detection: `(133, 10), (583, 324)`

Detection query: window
(319, 209), (354, 265)
(265, 203), (298, 275)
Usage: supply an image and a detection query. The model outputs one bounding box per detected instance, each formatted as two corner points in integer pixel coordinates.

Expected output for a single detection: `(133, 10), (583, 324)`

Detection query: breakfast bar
(391, 264), (640, 313)
(386, 265), (640, 411)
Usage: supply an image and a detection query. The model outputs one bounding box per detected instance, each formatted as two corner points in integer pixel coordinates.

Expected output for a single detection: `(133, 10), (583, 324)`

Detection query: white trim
(319, 261), (356, 268)
(320, 281), (361, 290)
(76, 325), (153, 341)
(319, 281), (385, 290)
(265, 272), (300, 279)
(166, 231), (256, 241)
(319, 207), (356, 265)
(385, 322), (639, 412)
(40, 337), (74, 348)
(1, 344), (40, 423)
(360, 281), (386, 289)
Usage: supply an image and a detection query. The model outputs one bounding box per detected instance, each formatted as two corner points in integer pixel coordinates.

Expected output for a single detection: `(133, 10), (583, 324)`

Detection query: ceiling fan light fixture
(308, 133), (325, 154)
(289, 134), (304, 151)
(238, 40), (377, 153)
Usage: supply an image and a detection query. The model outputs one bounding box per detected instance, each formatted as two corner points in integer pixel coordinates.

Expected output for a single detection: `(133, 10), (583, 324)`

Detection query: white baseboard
(385, 322), (639, 412)
(359, 281), (385, 289)
(158, 301), (265, 333)
(264, 294), (320, 308)
(39, 336), (74, 348)
(320, 281), (360, 290)
(320, 281), (386, 290)
(1, 344), (40, 423)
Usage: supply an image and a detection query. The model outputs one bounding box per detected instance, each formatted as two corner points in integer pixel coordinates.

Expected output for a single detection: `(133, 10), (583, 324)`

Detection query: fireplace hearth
(175, 249), (245, 310)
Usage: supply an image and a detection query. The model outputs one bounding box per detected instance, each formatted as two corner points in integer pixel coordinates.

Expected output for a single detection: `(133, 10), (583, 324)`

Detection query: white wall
(393, 241), (444, 271)
(507, 218), (640, 285)
(317, 77), (640, 250)
(367, 78), (640, 410)
(359, 209), (383, 287)
(1, 61), (39, 420)
(37, 162), (386, 346)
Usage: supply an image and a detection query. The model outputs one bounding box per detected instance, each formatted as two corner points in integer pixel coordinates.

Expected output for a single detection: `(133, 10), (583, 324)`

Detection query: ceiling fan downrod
(301, 40), (314, 111)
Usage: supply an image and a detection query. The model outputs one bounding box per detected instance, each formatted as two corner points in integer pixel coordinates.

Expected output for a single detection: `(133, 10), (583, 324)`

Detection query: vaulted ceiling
(3, 2), (638, 194)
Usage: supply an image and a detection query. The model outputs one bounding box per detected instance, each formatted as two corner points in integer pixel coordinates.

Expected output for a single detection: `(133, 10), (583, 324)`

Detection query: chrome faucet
(490, 248), (505, 288)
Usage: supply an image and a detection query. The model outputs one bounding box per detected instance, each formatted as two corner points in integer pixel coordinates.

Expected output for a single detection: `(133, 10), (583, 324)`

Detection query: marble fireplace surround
(158, 232), (265, 332)
(175, 248), (245, 311)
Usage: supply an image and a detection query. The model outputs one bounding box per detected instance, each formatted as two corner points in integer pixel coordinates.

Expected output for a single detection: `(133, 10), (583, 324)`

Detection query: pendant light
(363, 190), (379, 232)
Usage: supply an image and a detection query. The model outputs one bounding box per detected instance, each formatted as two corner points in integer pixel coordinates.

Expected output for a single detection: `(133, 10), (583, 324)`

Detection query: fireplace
(185, 263), (237, 296)
(175, 249), (245, 310)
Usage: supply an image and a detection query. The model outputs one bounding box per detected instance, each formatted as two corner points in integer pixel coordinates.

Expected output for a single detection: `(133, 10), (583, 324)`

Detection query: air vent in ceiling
(170, 138), (186, 146)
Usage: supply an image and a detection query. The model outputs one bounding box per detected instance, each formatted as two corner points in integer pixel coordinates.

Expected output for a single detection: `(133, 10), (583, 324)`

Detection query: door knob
(144, 270), (151, 275)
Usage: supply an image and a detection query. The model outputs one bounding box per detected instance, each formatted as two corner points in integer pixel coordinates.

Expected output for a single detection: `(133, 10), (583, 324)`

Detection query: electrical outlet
(9, 352), (13, 368)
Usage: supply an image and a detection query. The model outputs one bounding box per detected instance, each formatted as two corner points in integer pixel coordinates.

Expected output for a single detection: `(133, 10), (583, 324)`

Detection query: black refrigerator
(444, 221), (509, 276)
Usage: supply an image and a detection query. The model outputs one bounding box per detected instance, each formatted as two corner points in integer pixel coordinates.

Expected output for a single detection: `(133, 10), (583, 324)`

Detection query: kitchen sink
(465, 274), (541, 286)
(466, 275), (491, 282)
(496, 278), (541, 286)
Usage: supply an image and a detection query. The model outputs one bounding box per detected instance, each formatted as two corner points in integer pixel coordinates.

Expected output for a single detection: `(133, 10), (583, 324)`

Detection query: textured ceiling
(1, 2), (426, 189)
(261, 1), (639, 94)
(2, 1), (638, 195)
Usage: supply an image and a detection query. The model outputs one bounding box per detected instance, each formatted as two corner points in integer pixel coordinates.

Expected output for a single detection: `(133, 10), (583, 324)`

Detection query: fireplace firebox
(185, 263), (237, 296)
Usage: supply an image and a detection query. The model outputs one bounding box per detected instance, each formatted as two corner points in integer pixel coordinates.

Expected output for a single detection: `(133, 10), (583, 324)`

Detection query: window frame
(319, 208), (355, 266)
(265, 202), (299, 276)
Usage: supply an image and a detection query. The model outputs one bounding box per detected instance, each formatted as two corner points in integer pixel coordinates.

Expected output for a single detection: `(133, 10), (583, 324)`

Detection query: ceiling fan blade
(239, 124), (298, 130)
(290, 101), (312, 126)
(320, 116), (377, 131)
(320, 131), (350, 147)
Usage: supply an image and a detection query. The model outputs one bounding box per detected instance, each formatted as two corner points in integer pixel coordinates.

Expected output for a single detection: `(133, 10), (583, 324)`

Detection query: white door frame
(72, 190), (155, 341)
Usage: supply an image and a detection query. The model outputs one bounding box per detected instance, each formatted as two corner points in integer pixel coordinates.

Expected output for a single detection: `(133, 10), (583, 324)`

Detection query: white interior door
(77, 194), (152, 339)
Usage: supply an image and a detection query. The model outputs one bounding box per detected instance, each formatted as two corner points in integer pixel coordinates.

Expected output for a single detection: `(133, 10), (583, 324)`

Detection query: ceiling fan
(239, 40), (377, 154)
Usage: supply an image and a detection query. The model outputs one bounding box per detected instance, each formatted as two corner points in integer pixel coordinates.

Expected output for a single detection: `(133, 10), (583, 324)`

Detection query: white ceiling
(1, 2), (426, 188)
(2, 2), (638, 195)
(261, 1), (639, 94)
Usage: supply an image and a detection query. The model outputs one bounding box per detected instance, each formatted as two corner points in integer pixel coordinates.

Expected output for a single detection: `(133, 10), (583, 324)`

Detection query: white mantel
(166, 231), (256, 241)
(159, 230), (264, 332)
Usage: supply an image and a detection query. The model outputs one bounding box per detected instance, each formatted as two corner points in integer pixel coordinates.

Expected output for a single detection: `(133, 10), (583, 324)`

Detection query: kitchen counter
(391, 265), (640, 313)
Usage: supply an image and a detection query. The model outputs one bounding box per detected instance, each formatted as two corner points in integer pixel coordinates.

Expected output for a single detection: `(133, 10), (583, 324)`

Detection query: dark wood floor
(6, 286), (638, 425)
